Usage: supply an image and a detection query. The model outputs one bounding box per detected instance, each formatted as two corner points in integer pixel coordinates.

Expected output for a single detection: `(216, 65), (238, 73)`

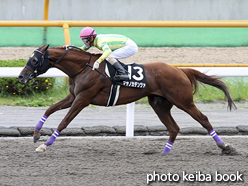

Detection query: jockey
(79, 27), (138, 81)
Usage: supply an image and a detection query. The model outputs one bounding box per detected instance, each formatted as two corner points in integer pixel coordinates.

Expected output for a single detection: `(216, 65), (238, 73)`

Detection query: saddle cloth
(105, 61), (147, 107)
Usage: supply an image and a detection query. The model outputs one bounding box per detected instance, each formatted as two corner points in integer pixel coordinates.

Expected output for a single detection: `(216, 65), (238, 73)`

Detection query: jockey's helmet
(79, 27), (97, 39)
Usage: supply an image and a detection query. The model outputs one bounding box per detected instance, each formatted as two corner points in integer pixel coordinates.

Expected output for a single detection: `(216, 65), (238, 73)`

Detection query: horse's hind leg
(177, 100), (229, 150)
(148, 95), (179, 153)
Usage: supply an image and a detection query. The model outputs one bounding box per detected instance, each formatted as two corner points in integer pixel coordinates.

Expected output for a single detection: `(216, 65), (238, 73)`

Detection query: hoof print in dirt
(221, 144), (237, 155)
(142, 150), (159, 155)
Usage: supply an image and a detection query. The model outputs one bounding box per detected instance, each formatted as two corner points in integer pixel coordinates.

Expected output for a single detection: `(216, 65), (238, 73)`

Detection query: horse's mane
(51, 46), (82, 51)
(50, 46), (101, 58)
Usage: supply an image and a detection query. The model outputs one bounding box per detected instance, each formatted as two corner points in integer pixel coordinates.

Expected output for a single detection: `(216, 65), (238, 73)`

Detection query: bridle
(25, 47), (50, 79)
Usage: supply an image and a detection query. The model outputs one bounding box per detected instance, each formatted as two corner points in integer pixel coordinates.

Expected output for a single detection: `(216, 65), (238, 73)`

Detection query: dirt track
(0, 137), (247, 186)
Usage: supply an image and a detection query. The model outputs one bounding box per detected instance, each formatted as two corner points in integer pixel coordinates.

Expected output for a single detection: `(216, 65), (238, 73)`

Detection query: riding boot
(112, 61), (129, 81)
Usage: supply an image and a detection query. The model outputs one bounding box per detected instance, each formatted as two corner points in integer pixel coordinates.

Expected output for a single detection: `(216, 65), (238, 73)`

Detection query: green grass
(0, 59), (27, 67)
(0, 77), (69, 107)
(0, 77), (248, 107)
(136, 77), (248, 104)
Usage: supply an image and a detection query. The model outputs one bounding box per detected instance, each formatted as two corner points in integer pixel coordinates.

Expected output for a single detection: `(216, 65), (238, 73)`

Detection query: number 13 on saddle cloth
(105, 61), (147, 106)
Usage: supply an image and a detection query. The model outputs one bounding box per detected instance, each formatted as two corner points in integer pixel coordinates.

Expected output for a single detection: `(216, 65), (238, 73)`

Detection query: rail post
(61, 22), (71, 84)
(126, 102), (135, 137)
(42, 0), (50, 45)
(62, 22), (71, 45)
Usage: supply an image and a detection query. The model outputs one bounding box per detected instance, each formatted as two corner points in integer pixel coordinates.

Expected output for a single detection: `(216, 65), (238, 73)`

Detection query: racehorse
(18, 44), (236, 154)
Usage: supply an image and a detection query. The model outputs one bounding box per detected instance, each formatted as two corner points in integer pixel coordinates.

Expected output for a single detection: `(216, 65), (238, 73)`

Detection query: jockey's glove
(93, 61), (100, 70)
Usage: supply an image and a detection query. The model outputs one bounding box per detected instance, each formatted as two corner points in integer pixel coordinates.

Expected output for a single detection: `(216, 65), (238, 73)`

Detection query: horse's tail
(181, 68), (236, 111)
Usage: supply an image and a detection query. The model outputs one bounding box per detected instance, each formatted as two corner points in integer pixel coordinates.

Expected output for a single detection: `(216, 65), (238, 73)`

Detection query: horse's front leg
(33, 93), (75, 143)
(36, 92), (92, 152)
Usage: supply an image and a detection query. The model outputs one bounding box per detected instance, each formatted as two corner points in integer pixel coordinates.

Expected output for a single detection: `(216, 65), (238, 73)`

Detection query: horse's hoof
(33, 135), (40, 143)
(217, 142), (226, 149)
(222, 144), (237, 155)
(36, 144), (47, 152)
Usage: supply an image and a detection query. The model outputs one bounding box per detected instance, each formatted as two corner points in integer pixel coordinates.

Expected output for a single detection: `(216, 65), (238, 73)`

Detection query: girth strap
(107, 83), (120, 107)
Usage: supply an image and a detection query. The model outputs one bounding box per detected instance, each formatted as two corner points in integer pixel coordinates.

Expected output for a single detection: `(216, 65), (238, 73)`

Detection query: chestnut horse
(18, 45), (236, 154)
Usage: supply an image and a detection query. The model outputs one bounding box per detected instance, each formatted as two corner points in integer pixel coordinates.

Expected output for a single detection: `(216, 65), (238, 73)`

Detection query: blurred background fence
(0, 0), (248, 47)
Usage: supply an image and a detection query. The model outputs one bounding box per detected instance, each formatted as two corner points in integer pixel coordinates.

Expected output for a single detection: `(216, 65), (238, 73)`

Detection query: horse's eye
(33, 57), (38, 64)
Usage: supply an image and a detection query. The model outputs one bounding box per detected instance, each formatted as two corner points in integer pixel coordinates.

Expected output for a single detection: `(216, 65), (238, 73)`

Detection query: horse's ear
(44, 44), (50, 51)
(40, 44), (49, 53)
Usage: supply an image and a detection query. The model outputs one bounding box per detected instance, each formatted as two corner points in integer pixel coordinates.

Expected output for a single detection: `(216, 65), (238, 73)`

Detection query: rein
(70, 55), (92, 78)
(86, 63), (108, 78)
(49, 45), (110, 79)
(86, 63), (122, 85)
(48, 46), (90, 78)
(70, 46), (121, 84)
(48, 45), (120, 84)
(50, 49), (70, 68)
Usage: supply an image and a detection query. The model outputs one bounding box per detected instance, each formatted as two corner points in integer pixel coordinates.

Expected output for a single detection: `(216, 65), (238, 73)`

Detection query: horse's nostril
(18, 75), (23, 80)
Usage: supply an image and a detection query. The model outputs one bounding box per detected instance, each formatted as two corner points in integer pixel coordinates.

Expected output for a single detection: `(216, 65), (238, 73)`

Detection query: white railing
(1, 67), (248, 136)
(2, 66), (248, 77)
(0, 67), (66, 77)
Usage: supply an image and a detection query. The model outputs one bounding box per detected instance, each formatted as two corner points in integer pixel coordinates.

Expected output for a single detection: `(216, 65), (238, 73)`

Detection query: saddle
(105, 61), (147, 88)
(105, 61), (147, 106)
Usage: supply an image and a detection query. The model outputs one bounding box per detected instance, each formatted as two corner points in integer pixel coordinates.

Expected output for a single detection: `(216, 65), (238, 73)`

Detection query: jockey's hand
(92, 61), (100, 70)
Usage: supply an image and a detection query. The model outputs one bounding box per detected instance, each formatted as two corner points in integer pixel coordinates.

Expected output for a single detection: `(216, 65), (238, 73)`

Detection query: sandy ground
(1, 46), (248, 64)
(0, 137), (247, 186)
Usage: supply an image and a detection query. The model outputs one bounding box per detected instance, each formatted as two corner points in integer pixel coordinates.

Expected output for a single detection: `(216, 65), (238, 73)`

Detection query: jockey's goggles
(82, 38), (88, 45)
(82, 37), (95, 48)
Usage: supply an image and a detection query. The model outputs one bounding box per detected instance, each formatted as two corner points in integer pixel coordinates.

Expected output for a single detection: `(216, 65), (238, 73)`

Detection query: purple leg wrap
(163, 141), (173, 153)
(45, 130), (60, 146)
(210, 129), (225, 146)
(35, 115), (48, 132)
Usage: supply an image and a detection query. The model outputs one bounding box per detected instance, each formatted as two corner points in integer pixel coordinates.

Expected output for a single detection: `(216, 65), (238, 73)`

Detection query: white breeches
(106, 38), (138, 61)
